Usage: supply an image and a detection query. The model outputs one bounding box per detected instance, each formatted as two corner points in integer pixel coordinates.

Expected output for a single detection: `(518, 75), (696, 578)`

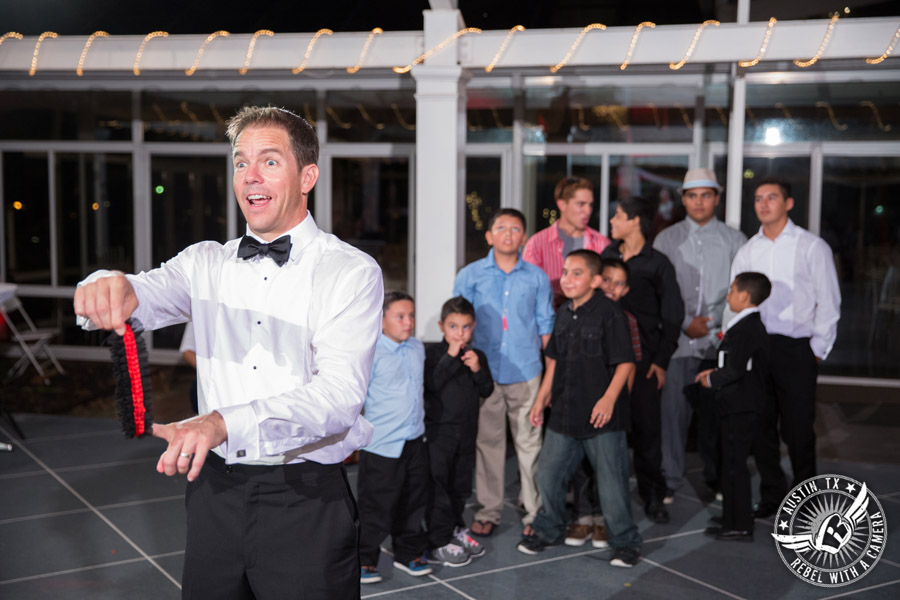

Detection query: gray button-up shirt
(653, 217), (747, 360)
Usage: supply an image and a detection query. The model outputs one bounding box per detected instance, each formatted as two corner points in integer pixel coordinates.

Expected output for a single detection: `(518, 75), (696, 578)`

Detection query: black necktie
(237, 235), (292, 267)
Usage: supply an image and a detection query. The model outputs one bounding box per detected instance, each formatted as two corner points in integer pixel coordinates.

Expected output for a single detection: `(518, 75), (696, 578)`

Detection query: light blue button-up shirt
(362, 334), (426, 458)
(453, 249), (555, 385)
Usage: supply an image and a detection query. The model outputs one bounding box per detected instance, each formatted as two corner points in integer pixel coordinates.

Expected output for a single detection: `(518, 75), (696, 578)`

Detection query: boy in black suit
(696, 272), (771, 542)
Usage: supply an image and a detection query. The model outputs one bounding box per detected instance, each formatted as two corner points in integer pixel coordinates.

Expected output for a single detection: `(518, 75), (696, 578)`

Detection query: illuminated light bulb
(185, 31), (230, 76)
(485, 25), (524, 73)
(794, 15), (837, 68)
(347, 28), (382, 74)
(739, 18), (776, 68)
(0, 32), (24, 47)
(133, 31), (168, 76)
(393, 27), (481, 74)
(29, 31), (58, 76)
(550, 23), (606, 73)
(240, 30), (274, 75)
(670, 20), (719, 70)
(292, 29), (333, 75)
(764, 127), (782, 145)
(865, 25), (900, 65)
(76, 31), (108, 76)
(620, 22), (655, 70)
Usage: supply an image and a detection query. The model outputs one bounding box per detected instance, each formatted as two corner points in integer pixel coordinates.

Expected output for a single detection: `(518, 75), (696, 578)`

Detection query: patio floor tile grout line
(0, 494), (184, 525)
(0, 550), (185, 586)
(0, 424), (183, 590)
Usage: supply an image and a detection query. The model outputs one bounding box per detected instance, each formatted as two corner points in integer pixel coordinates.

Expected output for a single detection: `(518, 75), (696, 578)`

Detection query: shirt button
(257, 321), (261, 325)
(253, 366), (257, 370)
(573, 315), (578, 320)
(264, 277), (268, 281)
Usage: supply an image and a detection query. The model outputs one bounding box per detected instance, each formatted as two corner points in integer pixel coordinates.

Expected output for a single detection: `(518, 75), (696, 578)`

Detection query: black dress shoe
(715, 529), (754, 542)
(752, 502), (777, 519)
(646, 502), (670, 524)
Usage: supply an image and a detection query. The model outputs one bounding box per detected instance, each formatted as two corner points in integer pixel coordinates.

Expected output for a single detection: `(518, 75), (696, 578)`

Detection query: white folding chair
(0, 295), (66, 384)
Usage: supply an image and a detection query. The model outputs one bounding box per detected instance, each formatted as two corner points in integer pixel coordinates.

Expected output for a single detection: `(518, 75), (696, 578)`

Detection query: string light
(491, 107), (512, 130)
(713, 105), (728, 125)
(0, 32), (23, 47)
(209, 103), (226, 128)
(593, 105), (630, 131)
(860, 101), (891, 131)
(551, 23), (606, 73)
(293, 29), (333, 74)
(485, 25), (525, 72)
(185, 30), (230, 76)
(240, 29), (274, 75)
(326, 106), (352, 129)
(133, 31), (168, 76)
(794, 15), (837, 68)
(815, 101), (847, 130)
(865, 25), (900, 64)
(648, 103), (662, 128)
(393, 27), (481, 74)
(347, 28), (382, 73)
(739, 17), (776, 68)
(467, 114), (483, 132)
(674, 102), (693, 129)
(302, 104), (317, 127)
(774, 102), (793, 120)
(29, 31), (58, 76)
(670, 20), (719, 70)
(76, 31), (108, 76)
(620, 22), (655, 70)
(357, 104), (384, 129)
(391, 103), (416, 130)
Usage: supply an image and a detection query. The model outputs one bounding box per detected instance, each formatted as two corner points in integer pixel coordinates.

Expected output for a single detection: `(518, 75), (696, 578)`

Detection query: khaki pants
(474, 375), (543, 526)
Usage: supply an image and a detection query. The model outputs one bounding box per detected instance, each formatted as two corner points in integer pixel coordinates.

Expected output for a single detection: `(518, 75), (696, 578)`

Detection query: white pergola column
(412, 9), (469, 341)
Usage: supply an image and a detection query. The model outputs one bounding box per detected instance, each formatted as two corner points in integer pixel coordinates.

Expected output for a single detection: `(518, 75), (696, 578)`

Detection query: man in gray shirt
(653, 169), (746, 503)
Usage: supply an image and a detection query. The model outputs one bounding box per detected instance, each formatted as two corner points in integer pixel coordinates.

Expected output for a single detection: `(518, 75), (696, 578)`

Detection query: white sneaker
(427, 542), (472, 567)
(454, 527), (486, 557)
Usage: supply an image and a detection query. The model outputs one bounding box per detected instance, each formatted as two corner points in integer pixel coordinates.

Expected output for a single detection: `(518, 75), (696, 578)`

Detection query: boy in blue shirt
(522, 250), (642, 568)
(453, 208), (555, 537)
(358, 291), (433, 583)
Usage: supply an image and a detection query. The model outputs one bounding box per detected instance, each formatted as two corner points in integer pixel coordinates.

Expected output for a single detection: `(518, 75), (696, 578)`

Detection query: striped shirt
(523, 222), (610, 308)
(625, 309), (643, 362)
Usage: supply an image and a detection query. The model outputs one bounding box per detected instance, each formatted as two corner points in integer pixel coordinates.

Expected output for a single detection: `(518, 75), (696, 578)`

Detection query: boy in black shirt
(425, 296), (495, 565)
(696, 272), (771, 541)
(519, 250), (642, 568)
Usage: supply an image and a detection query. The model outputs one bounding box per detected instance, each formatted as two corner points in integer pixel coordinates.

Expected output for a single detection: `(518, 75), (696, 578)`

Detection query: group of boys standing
(356, 168), (841, 582)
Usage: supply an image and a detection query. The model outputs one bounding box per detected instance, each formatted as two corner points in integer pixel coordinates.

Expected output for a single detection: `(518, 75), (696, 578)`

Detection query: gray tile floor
(1, 411), (898, 600)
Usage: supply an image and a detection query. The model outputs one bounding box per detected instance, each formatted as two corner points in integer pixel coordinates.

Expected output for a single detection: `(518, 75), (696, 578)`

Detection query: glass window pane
(467, 89), (515, 144)
(820, 156), (900, 379)
(3, 152), (51, 284)
(325, 91), (416, 143)
(523, 155), (602, 236)
(713, 156), (809, 238)
(464, 156), (501, 265)
(525, 86), (699, 144)
(609, 155), (690, 239)
(745, 82), (900, 143)
(332, 157), (410, 291)
(0, 91), (131, 141)
(57, 153), (134, 285)
(142, 91), (317, 143)
(150, 156), (229, 349)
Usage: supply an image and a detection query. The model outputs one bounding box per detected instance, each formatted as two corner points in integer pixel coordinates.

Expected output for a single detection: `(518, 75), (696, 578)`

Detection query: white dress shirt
(78, 212), (383, 465)
(730, 219), (841, 359)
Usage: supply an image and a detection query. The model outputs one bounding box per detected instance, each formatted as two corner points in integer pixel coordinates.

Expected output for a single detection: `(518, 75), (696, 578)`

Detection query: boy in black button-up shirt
(518, 250), (642, 568)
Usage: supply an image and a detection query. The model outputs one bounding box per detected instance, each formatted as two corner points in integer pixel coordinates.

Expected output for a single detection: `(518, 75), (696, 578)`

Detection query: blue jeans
(531, 429), (641, 551)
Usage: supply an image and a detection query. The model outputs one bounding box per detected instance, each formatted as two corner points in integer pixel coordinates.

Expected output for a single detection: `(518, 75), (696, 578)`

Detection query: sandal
(522, 524), (535, 536)
(471, 520), (495, 537)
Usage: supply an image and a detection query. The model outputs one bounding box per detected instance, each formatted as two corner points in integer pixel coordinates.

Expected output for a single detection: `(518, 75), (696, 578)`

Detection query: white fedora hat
(680, 168), (722, 192)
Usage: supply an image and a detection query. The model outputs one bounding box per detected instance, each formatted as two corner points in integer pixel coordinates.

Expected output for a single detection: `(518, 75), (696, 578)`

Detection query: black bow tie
(237, 235), (292, 267)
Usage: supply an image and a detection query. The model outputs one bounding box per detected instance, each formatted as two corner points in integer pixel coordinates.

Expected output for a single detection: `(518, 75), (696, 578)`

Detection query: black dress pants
(182, 453), (360, 600)
(357, 437), (428, 567)
(753, 335), (818, 507)
(720, 412), (758, 532)
(426, 427), (475, 548)
(631, 360), (667, 505)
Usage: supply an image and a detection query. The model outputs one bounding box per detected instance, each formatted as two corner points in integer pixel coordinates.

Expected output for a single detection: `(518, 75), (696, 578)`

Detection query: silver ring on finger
(179, 452), (192, 459)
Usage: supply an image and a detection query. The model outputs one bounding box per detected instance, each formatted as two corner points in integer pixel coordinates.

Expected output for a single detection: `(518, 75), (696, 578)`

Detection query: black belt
(204, 451), (344, 485)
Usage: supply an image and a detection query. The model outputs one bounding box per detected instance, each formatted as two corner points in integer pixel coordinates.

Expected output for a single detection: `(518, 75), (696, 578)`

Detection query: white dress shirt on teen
(77, 212), (383, 466)
(730, 219), (841, 359)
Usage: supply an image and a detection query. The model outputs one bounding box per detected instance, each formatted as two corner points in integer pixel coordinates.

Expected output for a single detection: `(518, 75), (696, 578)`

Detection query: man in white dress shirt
(729, 176), (840, 519)
(74, 106), (383, 599)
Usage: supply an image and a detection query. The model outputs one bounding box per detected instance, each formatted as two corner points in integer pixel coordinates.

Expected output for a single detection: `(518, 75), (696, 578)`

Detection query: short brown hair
(754, 175), (792, 200)
(554, 176), (593, 202)
(226, 106), (319, 171)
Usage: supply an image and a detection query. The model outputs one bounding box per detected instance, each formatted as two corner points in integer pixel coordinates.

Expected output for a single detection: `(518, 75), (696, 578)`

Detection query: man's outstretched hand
(152, 412), (227, 482)
(73, 273), (139, 335)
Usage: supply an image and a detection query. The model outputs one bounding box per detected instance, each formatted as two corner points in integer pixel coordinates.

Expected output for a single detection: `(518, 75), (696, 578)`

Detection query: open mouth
(247, 193), (272, 207)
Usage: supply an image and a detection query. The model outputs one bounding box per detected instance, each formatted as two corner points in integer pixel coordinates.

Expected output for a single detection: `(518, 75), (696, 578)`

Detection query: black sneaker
(610, 547), (640, 568)
(646, 501), (670, 524)
(516, 533), (560, 555)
